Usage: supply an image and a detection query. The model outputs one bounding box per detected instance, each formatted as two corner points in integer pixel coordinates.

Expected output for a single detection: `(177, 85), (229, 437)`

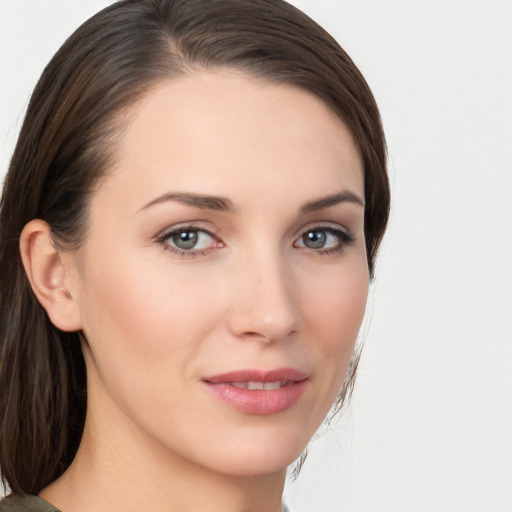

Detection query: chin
(183, 421), (315, 478)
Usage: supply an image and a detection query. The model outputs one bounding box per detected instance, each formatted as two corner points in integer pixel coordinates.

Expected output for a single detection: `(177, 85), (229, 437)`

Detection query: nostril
(239, 327), (297, 344)
(242, 331), (272, 342)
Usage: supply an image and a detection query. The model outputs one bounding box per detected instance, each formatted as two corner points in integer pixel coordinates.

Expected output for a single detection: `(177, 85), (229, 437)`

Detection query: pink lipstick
(203, 368), (308, 415)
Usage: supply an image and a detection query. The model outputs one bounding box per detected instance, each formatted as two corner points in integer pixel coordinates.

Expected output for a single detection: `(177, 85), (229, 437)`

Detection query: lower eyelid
(156, 224), (354, 256)
(294, 226), (355, 251)
(156, 226), (223, 257)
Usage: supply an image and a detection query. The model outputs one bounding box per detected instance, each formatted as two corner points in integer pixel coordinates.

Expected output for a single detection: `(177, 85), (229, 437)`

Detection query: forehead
(97, 69), (364, 213)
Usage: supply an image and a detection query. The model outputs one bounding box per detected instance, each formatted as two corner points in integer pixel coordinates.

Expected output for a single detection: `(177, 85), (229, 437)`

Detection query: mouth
(230, 380), (292, 390)
(202, 368), (308, 415)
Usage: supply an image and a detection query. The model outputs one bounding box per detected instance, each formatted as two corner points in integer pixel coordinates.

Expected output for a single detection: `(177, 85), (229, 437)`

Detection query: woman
(0, 1), (389, 511)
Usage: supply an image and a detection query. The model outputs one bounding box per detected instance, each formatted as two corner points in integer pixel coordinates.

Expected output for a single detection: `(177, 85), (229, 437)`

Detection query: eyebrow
(299, 190), (365, 214)
(139, 189), (364, 214)
(140, 192), (235, 213)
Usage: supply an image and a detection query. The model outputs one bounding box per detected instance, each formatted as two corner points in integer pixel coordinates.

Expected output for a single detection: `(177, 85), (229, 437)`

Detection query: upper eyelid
(156, 222), (219, 239)
(295, 223), (357, 246)
(155, 221), (355, 245)
(156, 226), (221, 258)
(296, 221), (352, 236)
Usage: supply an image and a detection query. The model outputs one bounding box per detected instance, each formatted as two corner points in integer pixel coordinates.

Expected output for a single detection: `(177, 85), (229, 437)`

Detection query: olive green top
(0, 495), (290, 512)
(0, 495), (61, 512)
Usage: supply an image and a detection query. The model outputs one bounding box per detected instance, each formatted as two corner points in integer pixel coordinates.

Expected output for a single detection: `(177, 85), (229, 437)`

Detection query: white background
(1, 1), (511, 511)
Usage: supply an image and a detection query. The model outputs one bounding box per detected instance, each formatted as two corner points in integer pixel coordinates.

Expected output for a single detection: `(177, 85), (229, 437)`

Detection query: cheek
(299, 260), (368, 402)
(302, 262), (368, 351)
(77, 250), (220, 392)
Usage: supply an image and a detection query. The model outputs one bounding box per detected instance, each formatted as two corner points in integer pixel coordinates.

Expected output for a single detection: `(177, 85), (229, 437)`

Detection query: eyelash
(156, 225), (221, 259)
(156, 223), (355, 259)
(294, 225), (355, 255)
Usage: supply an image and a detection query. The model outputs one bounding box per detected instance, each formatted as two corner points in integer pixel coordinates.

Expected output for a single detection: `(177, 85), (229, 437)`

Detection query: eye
(170, 230), (210, 250)
(294, 226), (354, 253)
(157, 227), (222, 256)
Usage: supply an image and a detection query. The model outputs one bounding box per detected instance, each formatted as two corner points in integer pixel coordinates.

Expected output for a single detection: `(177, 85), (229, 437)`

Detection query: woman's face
(70, 69), (368, 477)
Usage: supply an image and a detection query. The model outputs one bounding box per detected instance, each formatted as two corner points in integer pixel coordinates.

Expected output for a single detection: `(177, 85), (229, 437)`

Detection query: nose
(225, 248), (299, 343)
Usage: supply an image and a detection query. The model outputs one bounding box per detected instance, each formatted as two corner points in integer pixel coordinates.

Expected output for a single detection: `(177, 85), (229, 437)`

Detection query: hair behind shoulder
(0, 0), (389, 495)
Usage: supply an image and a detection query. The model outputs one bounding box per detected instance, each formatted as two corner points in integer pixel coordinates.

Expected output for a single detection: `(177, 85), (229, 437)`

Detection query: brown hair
(0, 0), (389, 495)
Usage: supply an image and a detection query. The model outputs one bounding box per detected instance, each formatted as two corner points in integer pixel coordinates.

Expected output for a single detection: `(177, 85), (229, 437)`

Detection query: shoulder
(0, 495), (62, 512)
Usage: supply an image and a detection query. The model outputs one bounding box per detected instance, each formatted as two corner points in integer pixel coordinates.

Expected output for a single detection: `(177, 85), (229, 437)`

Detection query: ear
(20, 219), (83, 332)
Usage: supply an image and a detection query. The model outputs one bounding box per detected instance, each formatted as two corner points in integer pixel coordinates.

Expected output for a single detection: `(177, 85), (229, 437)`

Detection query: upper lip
(203, 367), (308, 384)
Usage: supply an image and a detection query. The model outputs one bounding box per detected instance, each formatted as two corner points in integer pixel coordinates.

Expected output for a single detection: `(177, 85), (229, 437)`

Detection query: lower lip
(204, 380), (307, 415)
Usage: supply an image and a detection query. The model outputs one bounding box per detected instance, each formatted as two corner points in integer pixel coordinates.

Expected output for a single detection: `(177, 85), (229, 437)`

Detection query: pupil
(173, 230), (198, 250)
(304, 230), (326, 249)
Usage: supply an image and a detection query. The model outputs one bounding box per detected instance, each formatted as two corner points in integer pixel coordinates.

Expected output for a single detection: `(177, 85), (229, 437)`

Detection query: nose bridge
(227, 240), (298, 342)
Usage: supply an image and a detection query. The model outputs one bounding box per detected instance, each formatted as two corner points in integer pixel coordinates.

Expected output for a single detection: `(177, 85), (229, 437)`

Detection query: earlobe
(20, 219), (83, 332)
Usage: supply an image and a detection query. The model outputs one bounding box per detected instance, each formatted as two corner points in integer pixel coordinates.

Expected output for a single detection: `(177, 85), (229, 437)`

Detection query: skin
(23, 69), (368, 512)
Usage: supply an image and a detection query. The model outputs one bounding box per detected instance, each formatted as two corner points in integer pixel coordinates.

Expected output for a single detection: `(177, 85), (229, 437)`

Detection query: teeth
(231, 382), (248, 389)
(261, 381), (282, 390)
(230, 380), (287, 390)
(247, 381), (264, 390)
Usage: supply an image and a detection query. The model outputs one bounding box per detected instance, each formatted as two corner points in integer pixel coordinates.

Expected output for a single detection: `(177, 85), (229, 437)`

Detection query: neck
(41, 389), (287, 512)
